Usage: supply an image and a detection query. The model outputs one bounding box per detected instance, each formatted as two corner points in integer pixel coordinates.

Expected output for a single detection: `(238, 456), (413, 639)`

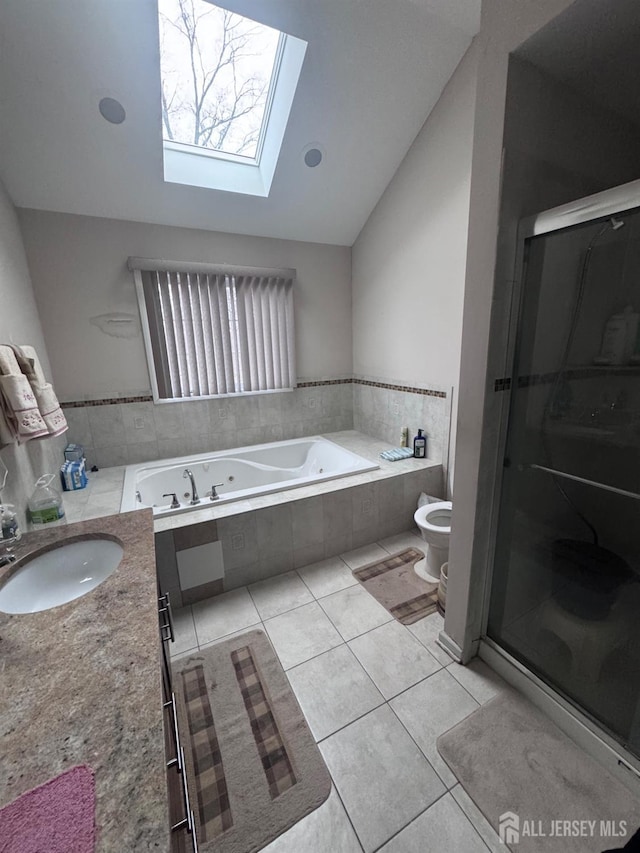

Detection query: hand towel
(380, 447), (415, 461)
(0, 346), (49, 443)
(11, 345), (68, 438)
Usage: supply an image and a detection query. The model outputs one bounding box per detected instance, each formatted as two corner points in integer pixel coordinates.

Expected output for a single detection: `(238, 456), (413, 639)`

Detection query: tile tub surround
(62, 383), (354, 469)
(170, 550), (506, 853)
(61, 378), (452, 471)
(55, 432), (443, 604)
(352, 378), (452, 472)
(0, 510), (169, 851)
(151, 432), (444, 601)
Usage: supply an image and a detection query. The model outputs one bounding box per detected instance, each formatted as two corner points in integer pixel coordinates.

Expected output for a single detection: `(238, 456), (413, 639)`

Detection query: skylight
(157, 0), (307, 196)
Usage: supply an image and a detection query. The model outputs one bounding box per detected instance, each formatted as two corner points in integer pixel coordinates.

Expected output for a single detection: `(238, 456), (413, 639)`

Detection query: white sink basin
(0, 537), (124, 614)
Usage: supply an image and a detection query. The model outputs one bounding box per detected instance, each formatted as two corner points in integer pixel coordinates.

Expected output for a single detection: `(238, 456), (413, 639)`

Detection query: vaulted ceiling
(0, 0), (479, 245)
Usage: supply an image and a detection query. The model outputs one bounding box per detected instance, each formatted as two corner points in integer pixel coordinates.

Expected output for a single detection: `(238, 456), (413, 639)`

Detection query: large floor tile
(408, 611), (455, 667)
(377, 529), (424, 556)
(450, 784), (503, 853)
(340, 542), (389, 570)
(248, 570), (314, 620)
(169, 606), (198, 657)
(446, 658), (506, 704)
(348, 620), (441, 699)
(319, 584), (392, 641)
(287, 645), (384, 741)
(298, 556), (358, 599)
(379, 793), (488, 853)
(390, 668), (479, 788)
(320, 705), (445, 853)
(191, 587), (260, 645)
(264, 601), (343, 670)
(260, 787), (362, 853)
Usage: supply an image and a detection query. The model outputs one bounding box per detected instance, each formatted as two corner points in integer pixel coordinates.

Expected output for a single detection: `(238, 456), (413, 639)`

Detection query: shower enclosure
(486, 180), (640, 759)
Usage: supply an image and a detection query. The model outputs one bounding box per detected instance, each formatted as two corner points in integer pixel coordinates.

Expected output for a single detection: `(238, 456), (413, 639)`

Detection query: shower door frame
(475, 176), (640, 784)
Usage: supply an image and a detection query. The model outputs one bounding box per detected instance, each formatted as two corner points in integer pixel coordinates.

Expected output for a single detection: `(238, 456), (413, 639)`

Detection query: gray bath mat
(173, 629), (331, 853)
(437, 689), (639, 852)
(352, 547), (438, 624)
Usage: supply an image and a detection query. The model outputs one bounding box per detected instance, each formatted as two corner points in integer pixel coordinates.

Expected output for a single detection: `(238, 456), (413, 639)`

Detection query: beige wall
(351, 44), (479, 493)
(444, 0), (582, 660)
(18, 210), (352, 401)
(0, 179), (65, 525)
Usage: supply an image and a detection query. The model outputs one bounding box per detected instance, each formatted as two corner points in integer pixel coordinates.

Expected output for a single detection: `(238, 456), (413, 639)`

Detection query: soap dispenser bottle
(413, 429), (427, 458)
(0, 503), (21, 543)
(28, 474), (66, 526)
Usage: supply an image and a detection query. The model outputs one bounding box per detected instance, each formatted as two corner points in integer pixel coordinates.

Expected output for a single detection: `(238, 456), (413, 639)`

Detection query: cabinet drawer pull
(158, 592), (175, 643)
(171, 746), (198, 851)
(164, 692), (182, 772)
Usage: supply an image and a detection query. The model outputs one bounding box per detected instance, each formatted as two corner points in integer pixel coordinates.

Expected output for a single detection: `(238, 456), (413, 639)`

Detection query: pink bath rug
(0, 764), (96, 853)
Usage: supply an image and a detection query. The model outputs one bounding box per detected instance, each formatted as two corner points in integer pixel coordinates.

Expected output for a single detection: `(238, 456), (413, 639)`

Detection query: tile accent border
(353, 378), (446, 398)
(61, 377), (447, 407)
(297, 379), (352, 388)
(62, 395), (154, 408)
(494, 365), (640, 392)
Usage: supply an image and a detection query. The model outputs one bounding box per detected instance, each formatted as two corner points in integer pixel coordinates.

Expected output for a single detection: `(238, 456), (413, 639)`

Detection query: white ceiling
(0, 0), (479, 246)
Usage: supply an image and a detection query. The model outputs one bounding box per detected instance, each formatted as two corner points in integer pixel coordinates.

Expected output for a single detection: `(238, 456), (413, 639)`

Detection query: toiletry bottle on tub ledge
(413, 429), (427, 458)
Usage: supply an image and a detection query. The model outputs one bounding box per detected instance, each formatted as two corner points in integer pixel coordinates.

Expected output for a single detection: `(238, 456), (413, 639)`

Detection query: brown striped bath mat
(173, 629), (331, 853)
(353, 548), (438, 624)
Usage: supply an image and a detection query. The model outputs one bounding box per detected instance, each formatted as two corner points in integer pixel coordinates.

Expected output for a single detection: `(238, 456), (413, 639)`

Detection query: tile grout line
(449, 786), (497, 853)
(444, 662), (489, 708)
(385, 688), (461, 793)
(177, 590), (447, 671)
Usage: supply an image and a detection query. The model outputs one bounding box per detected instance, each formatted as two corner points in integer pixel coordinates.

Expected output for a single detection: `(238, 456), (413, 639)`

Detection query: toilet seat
(414, 502), (452, 537)
(413, 501), (452, 582)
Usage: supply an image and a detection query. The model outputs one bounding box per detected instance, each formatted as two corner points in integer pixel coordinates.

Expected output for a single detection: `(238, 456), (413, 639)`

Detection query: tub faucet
(183, 468), (200, 505)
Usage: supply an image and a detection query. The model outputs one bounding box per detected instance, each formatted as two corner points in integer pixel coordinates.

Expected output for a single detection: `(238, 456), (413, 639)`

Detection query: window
(157, 0), (307, 196)
(129, 258), (296, 401)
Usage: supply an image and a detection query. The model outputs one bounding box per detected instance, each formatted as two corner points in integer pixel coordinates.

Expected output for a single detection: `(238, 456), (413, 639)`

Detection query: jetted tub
(120, 436), (379, 517)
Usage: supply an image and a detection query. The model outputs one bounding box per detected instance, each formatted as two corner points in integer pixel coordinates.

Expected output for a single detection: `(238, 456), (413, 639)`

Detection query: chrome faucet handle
(163, 492), (180, 509)
(0, 532), (19, 567)
(0, 550), (16, 568)
(209, 483), (225, 501)
(183, 468), (200, 505)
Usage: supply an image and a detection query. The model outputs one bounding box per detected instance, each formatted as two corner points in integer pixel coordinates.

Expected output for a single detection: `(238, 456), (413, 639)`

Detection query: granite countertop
(0, 510), (169, 852)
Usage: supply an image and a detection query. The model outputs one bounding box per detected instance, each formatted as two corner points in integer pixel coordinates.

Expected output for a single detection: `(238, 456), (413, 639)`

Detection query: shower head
(610, 216), (625, 231)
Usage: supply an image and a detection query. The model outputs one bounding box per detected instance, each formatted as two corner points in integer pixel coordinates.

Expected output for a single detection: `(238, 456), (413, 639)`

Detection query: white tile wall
(352, 383), (449, 467)
(64, 384), (354, 469)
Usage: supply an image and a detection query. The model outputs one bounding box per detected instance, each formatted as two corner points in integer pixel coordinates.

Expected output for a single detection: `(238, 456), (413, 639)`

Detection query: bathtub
(120, 436), (379, 517)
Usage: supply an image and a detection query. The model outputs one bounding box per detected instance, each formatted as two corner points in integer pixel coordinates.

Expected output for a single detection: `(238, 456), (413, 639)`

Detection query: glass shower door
(487, 206), (640, 756)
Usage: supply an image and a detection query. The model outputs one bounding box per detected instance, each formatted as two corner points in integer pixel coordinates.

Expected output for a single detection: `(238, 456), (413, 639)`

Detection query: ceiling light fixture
(99, 97), (126, 125)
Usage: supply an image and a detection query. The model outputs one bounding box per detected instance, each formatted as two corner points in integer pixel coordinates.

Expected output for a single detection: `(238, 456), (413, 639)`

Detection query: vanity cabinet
(158, 593), (198, 853)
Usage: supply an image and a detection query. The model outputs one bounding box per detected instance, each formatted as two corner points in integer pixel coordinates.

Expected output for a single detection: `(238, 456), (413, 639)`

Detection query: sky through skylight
(158, 0), (281, 159)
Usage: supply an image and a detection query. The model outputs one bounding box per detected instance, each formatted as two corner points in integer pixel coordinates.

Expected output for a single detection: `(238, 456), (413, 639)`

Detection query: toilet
(413, 501), (452, 583)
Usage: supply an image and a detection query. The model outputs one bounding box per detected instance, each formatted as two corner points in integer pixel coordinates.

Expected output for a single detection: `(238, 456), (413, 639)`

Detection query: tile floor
(171, 529), (506, 853)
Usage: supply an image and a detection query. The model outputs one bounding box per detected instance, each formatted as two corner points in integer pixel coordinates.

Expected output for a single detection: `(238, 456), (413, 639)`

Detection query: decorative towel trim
(10, 345), (68, 439)
(0, 347), (49, 444)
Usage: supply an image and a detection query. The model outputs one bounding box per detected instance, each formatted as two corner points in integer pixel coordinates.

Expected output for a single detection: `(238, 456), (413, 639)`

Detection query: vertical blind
(131, 260), (296, 399)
